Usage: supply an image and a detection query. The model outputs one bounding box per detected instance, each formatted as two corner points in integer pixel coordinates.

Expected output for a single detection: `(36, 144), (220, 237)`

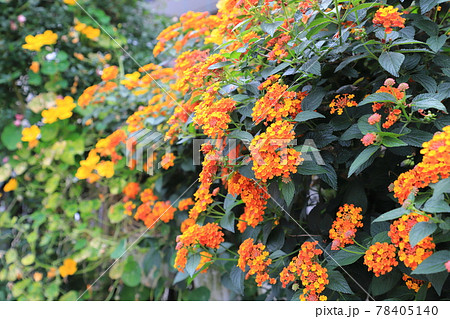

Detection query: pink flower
(361, 133), (377, 146)
(398, 83), (409, 91)
(368, 113), (381, 125)
(17, 15), (26, 24)
(445, 260), (450, 273)
(384, 78), (396, 86)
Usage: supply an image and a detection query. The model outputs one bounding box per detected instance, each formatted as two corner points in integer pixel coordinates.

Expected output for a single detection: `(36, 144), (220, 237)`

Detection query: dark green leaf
(427, 35), (447, 53)
(379, 52), (405, 77)
(373, 207), (408, 223)
(294, 110), (325, 122)
(370, 270), (401, 296)
(280, 180), (295, 206)
(301, 87), (326, 111)
(185, 253), (201, 277)
(347, 145), (379, 177)
(409, 222), (437, 247)
(327, 270), (353, 294)
(358, 92), (397, 106)
(110, 239), (127, 259)
(412, 250), (450, 274)
(261, 21), (283, 36)
(1, 124), (22, 151)
(230, 266), (245, 295)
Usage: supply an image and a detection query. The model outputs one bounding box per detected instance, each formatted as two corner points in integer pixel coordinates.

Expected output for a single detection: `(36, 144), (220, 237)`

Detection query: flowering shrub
(1, 0), (450, 301)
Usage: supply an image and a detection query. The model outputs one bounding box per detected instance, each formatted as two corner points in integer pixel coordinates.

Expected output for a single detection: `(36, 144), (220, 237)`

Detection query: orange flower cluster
(101, 65), (119, 82)
(329, 204), (363, 250)
(329, 94), (357, 115)
(77, 84), (99, 108)
(189, 146), (220, 220)
(174, 223), (224, 272)
(266, 33), (291, 61)
(123, 182), (140, 200)
(402, 274), (431, 292)
(388, 213), (435, 270)
(393, 126), (450, 204)
(95, 129), (127, 163)
(161, 152), (176, 170)
(124, 201), (136, 216)
(279, 241), (328, 301)
(369, 80), (407, 129)
(178, 198), (195, 211)
(140, 188), (158, 204)
(364, 242), (398, 276)
(249, 120), (302, 182)
(175, 53), (226, 95)
(373, 6), (406, 34)
(237, 238), (276, 286)
(134, 200), (176, 228)
(228, 172), (270, 232)
(194, 84), (236, 138)
(252, 75), (306, 124)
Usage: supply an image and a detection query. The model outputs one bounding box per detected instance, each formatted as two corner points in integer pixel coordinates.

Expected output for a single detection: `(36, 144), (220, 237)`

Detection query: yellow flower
(22, 30), (58, 51)
(41, 108), (59, 124)
(82, 26), (100, 39)
(21, 125), (40, 143)
(96, 161), (114, 178)
(59, 258), (77, 278)
(64, 0), (77, 5)
(30, 61), (40, 73)
(3, 178), (18, 192)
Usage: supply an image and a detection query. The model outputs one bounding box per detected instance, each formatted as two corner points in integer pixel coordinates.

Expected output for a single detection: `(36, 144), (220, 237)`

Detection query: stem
(340, 247), (365, 254)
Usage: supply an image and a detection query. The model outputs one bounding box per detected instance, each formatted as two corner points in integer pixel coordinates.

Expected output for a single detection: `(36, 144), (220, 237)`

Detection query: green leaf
(327, 245), (365, 268)
(109, 261), (125, 279)
(412, 250), (450, 275)
(294, 110), (325, 122)
(183, 287), (210, 301)
(298, 160), (328, 175)
(230, 266), (245, 295)
(207, 61), (232, 70)
(427, 35), (447, 53)
(373, 207), (408, 223)
(280, 180), (295, 206)
(21, 254), (35, 266)
(266, 227), (285, 251)
(370, 271), (401, 296)
(399, 128), (433, 147)
(420, 0), (439, 14)
(382, 136), (408, 148)
(1, 124), (22, 151)
(228, 130), (253, 142)
(45, 175), (60, 193)
(427, 271), (448, 295)
(261, 21), (283, 36)
(300, 56), (321, 76)
(224, 193), (238, 212)
(412, 74), (437, 93)
(326, 270), (353, 294)
(59, 291), (78, 301)
(220, 210), (235, 233)
(108, 203), (126, 223)
(341, 124), (363, 141)
(409, 222), (437, 247)
(412, 95), (447, 113)
(358, 92), (397, 106)
(110, 239), (127, 259)
(347, 145), (379, 177)
(357, 114), (374, 135)
(40, 123), (59, 142)
(122, 257), (141, 287)
(335, 53), (370, 72)
(379, 51), (405, 77)
(41, 62), (58, 75)
(301, 87), (326, 111)
(185, 253), (201, 277)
